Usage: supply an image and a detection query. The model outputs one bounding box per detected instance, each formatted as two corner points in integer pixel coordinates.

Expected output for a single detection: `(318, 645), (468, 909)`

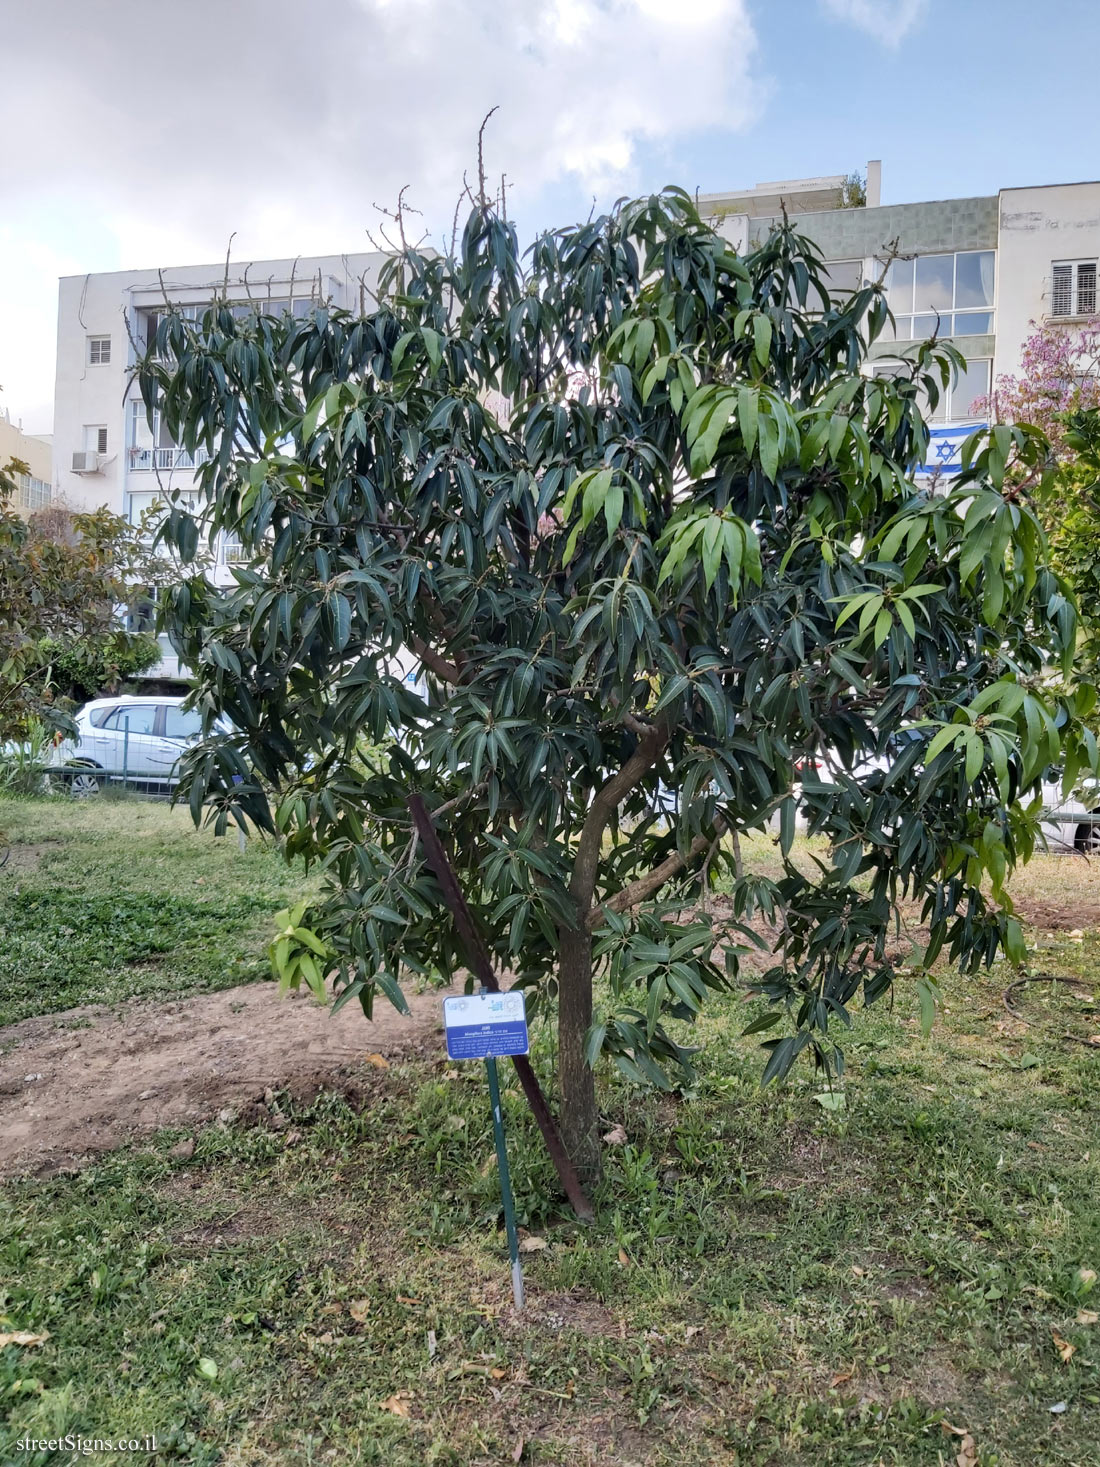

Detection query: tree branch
(409, 633), (461, 686)
(585, 816), (727, 931)
(569, 718), (673, 916)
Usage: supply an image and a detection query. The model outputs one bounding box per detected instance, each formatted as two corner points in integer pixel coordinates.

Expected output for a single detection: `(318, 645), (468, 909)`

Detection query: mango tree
(139, 190), (1091, 1179)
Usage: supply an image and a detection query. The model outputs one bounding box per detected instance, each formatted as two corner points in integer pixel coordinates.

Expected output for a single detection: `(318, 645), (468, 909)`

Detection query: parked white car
(51, 694), (207, 795)
(1039, 779), (1100, 854)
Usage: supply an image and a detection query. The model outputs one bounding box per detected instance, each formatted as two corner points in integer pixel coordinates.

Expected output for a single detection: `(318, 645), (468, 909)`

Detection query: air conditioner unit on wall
(71, 451), (102, 473)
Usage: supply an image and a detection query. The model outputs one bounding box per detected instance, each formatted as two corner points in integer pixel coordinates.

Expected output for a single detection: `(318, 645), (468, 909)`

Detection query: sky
(2, 0), (1099, 435)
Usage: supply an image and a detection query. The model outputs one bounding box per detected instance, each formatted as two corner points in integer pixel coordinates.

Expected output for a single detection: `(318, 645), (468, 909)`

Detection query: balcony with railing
(128, 398), (210, 474)
(128, 445), (209, 471)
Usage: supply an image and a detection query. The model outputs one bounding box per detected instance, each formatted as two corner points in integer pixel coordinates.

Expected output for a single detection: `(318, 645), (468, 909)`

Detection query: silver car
(52, 695), (205, 795)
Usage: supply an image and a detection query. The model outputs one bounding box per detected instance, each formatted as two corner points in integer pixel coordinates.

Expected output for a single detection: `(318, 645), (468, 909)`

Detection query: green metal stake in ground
(442, 988), (531, 1311)
(485, 1052), (524, 1310)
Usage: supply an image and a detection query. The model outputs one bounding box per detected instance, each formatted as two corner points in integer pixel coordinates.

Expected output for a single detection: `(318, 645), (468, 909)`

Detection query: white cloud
(820, 0), (927, 46)
(0, 0), (760, 427)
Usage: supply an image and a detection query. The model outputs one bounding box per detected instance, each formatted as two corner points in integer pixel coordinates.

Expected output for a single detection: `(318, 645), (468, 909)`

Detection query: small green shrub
(0, 718), (53, 797)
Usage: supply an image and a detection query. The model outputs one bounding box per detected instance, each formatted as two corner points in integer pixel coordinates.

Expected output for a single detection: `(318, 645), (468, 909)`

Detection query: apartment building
(49, 251), (388, 678)
(52, 250), (389, 533)
(0, 410), (52, 518)
(702, 168), (1100, 472)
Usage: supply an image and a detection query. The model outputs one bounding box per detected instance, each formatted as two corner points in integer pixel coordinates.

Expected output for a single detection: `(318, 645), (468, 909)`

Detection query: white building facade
(53, 250), (388, 528)
(52, 251), (387, 677)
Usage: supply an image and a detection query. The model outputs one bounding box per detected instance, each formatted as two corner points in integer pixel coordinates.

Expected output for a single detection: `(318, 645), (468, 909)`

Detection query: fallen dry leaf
(941, 1422), (968, 1437)
(830, 1370), (854, 1387)
(956, 1433), (978, 1467)
(396, 1296), (422, 1307)
(1052, 1329), (1076, 1363)
(1088, 1035), (1100, 1047)
(602, 1124), (627, 1145)
(1076, 1309), (1099, 1325)
(490, 1367), (507, 1380)
(518, 1235), (548, 1253)
(1078, 1268), (1098, 1288)
(511, 1438), (525, 1463)
(0, 1330), (50, 1348)
(348, 1299), (371, 1323)
(365, 1052), (390, 1069)
(380, 1392), (411, 1418)
(618, 1247), (632, 1268)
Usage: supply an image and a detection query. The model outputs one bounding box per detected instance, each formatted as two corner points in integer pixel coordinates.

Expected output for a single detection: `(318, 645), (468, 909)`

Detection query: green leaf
(742, 1010), (783, 1036)
(738, 387), (759, 456)
(603, 480), (625, 540)
(926, 723), (965, 764)
(915, 976), (940, 1038)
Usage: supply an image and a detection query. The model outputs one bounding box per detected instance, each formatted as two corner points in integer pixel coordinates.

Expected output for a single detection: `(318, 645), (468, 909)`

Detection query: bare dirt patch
(1012, 895), (1100, 931)
(0, 840), (59, 877)
(498, 1288), (621, 1339)
(0, 978), (451, 1179)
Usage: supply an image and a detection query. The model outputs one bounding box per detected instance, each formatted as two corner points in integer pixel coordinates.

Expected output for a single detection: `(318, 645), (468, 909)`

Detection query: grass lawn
(0, 795), (306, 1025)
(2, 806), (1100, 1464)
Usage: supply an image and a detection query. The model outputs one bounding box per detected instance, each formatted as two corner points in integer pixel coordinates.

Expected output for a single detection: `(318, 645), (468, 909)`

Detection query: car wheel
(1074, 818), (1100, 854)
(66, 762), (102, 797)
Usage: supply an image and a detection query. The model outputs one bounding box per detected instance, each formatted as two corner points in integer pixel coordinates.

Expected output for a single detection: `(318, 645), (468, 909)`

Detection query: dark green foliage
(136, 187), (1091, 1114)
(0, 491), (169, 741)
(38, 630), (161, 702)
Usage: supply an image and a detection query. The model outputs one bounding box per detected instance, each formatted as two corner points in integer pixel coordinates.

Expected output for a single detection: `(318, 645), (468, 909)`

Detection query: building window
(128, 398), (209, 471)
(87, 335), (111, 365)
(127, 589), (157, 635)
(18, 473), (52, 511)
(882, 250), (995, 340)
(873, 358), (990, 423)
(821, 259), (864, 303)
(1050, 260), (1097, 318)
(84, 424), (108, 456)
(220, 531), (249, 564)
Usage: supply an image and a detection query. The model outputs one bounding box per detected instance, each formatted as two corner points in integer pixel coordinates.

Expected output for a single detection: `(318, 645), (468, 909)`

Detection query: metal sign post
(485, 1055), (524, 1310)
(443, 989), (531, 1310)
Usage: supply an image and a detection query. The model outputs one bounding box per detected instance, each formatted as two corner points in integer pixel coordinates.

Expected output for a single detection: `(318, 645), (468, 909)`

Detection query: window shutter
(1051, 264), (1073, 316)
(1078, 263), (1097, 316)
(97, 427), (108, 455)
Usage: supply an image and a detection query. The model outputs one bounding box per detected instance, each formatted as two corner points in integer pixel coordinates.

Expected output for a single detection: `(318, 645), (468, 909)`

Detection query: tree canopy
(0, 482), (166, 742)
(139, 189), (1092, 1175)
(978, 317), (1100, 681)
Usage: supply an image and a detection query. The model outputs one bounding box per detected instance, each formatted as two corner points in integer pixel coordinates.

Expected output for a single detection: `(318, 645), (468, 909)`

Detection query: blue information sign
(443, 991), (529, 1061)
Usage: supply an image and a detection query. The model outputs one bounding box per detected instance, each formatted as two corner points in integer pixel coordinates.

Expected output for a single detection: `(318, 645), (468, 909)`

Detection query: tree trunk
(558, 924), (601, 1184)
